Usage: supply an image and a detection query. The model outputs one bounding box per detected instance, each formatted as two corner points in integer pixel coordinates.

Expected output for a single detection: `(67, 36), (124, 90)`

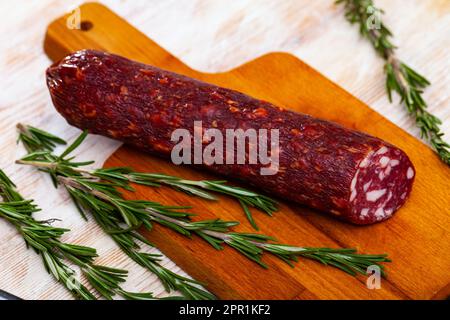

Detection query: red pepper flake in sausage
(158, 77), (169, 84)
(253, 108), (268, 117)
(80, 103), (96, 118)
(120, 86), (128, 95)
(290, 128), (301, 136)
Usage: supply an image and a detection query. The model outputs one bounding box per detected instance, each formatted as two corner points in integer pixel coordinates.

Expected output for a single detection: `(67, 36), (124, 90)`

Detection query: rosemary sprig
(109, 172), (277, 230)
(16, 125), (214, 300)
(57, 174), (391, 275)
(16, 124), (278, 229)
(67, 169), (275, 230)
(16, 123), (66, 153)
(0, 170), (156, 300)
(62, 174), (213, 300)
(336, 0), (450, 165)
(16, 127), (390, 278)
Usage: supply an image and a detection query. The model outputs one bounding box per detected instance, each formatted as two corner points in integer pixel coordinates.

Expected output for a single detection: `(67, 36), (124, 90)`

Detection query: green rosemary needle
(336, 0), (450, 165)
(0, 170), (156, 300)
(16, 126), (390, 278)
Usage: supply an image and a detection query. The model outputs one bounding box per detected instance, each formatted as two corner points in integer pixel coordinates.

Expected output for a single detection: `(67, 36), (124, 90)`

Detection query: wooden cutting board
(44, 3), (450, 300)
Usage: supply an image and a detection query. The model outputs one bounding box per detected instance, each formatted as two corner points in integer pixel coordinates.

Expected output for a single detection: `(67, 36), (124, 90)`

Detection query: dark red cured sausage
(46, 50), (415, 225)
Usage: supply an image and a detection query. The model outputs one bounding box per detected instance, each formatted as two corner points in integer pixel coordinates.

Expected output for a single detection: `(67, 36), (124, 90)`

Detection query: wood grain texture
(0, 0), (449, 300)
(42, 3), (450, 299)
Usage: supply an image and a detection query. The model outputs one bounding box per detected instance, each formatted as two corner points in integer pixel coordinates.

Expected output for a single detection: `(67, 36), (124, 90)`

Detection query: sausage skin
(46, 50), (415, 224)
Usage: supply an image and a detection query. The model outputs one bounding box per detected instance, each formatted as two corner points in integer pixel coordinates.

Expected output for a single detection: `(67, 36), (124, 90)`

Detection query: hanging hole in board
(80, 21), (93, 31)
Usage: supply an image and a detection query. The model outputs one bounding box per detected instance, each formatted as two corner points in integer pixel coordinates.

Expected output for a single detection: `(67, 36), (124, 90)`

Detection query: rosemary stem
(15, 159), (91, 175)
(16, 123), (30, 135)
(58, 176), (110, 201)
(388, 55), (409, 92)
(146, 209), (191, 228)
(15, 159), (57, 169)
(146, 208), (232, 241)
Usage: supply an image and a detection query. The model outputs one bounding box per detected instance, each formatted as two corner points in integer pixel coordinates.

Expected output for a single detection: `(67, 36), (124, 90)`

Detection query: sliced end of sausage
(349, 145), (415, 224)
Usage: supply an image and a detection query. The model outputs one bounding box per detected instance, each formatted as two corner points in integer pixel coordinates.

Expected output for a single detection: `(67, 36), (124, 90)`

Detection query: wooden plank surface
(1, 0), (449, 300)
(41, 3), (450, 299)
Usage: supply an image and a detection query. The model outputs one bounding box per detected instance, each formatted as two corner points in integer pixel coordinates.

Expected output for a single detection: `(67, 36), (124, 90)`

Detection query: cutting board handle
(44, 2), (195, 75)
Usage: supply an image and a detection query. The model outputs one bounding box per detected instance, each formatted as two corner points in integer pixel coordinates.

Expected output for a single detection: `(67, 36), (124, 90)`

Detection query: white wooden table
(0, 0), (449, 299)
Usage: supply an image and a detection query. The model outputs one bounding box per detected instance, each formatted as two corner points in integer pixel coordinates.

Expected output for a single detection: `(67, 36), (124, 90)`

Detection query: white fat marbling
(363, 180), (372, 192)
(359, 151), (374, 168)
(375, 207), (386, 220)
(379, 156), (390, 167)
(366, 189), (387, 202)
(350, 190), (357, 202)
(350, 170), (359, 191)
(385, 165), (392, 176)
(360, 208), (369, 217)
(407, 167), (414, 179)
(375, 146), (388, 155)
(389, 159), (400, 167)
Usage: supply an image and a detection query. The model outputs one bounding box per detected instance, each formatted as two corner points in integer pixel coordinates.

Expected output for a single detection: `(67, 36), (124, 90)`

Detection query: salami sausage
(46, 50), (415, 225)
